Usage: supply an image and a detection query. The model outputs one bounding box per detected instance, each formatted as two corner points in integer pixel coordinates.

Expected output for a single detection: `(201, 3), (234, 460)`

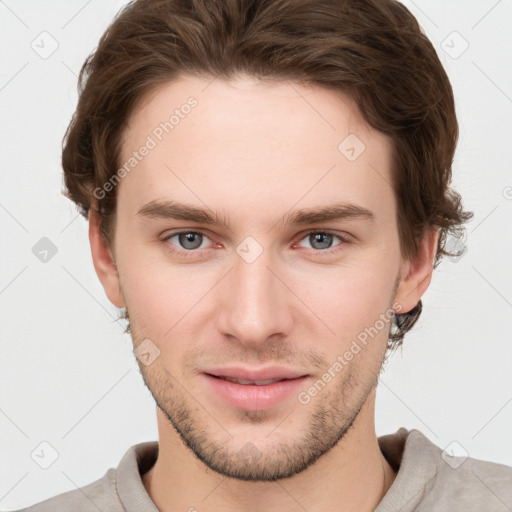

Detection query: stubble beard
(136, 342), (383, 482)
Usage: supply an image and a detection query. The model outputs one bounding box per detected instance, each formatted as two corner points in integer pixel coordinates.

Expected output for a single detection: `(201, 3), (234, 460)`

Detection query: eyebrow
(136, 199), (375, 229)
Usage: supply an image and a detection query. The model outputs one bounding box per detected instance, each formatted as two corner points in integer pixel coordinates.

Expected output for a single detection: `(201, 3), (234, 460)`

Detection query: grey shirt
(11, 428), (512, 511)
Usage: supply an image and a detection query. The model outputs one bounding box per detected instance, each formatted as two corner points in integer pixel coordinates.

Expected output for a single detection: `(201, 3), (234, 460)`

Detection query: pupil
(312, 233), (332, 249)
(176, 233), (333, 251)
(180, 232), (201, 249)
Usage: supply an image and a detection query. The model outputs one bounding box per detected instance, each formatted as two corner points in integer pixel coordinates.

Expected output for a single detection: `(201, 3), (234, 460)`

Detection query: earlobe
(393, 227), (439, 314)
(88, 208), (126, 308)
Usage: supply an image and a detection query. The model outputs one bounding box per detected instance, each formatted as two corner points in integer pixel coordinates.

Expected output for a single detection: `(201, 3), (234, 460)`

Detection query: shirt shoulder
(377, 428), (512, 512)
(9, 468), (121, 512)
(7, 441), (159, 512)
(423, 448), (512, 510)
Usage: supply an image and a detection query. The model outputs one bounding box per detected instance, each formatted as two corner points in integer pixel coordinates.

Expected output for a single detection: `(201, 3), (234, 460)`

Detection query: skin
(89, 74), (438, 512)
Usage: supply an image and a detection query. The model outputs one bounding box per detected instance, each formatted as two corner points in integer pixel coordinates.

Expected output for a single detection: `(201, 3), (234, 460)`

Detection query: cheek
(117, 227), (399, 346)
(118, 252), (214, 340)
(286, 267), (398, 368)
(297, 260), (396, 328)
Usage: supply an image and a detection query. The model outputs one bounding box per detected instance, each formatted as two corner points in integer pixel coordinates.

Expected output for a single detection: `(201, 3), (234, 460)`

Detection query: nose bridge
(216, 243), (291, 345)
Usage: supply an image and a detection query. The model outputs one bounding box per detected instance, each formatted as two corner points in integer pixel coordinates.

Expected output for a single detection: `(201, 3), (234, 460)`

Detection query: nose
(216, 245), (294, 349)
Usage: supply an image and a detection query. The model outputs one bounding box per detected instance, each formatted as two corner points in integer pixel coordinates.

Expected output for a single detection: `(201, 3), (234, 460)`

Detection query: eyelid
(297, 228), (352, 241)
(294, 229), (351, 252)
(161, 228), (351, 255)
(161, 229), (216, 248)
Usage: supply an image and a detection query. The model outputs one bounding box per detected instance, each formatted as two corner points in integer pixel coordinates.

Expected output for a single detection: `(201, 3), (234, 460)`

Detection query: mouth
(201, 369), (310, 411)
(207, 374), (296, 386)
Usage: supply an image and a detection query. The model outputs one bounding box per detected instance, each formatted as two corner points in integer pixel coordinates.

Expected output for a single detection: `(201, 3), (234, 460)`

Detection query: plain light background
(1, 0), (511, 509)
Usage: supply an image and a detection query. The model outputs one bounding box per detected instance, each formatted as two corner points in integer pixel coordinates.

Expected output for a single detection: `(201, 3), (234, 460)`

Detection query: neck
(142, 389), (397, 512)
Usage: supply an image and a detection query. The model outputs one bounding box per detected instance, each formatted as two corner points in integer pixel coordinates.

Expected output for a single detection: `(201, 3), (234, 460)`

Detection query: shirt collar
(115, 428), (439, 512)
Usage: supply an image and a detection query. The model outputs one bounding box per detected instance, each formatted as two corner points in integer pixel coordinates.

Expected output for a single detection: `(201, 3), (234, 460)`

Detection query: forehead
(123, 74), (384, 153)
(118, 74), (395, 227)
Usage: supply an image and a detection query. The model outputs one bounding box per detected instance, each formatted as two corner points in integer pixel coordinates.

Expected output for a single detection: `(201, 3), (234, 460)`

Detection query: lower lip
(202, 374), (309, 411)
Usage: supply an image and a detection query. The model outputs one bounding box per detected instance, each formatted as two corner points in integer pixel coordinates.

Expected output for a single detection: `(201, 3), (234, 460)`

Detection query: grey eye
(307, 232), (336, 250)
(177, 232), (204, 250)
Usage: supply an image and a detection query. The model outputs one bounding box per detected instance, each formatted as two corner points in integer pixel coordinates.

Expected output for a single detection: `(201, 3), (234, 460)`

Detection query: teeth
(220, 376), (281, 386)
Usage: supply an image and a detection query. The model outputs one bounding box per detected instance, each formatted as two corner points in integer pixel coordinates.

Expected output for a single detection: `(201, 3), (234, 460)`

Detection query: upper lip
(203, 366), (308, 381)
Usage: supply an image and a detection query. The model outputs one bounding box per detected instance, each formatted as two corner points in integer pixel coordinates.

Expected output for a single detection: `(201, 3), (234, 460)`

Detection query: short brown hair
(61, 0), (473, 350)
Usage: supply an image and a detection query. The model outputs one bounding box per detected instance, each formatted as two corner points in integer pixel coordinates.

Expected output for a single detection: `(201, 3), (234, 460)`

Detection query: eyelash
(161, 229), (351, 257)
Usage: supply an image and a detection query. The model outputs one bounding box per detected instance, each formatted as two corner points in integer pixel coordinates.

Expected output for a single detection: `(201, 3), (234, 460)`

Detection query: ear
(393, 226), (439, 314)
(88, 208), (126, 308)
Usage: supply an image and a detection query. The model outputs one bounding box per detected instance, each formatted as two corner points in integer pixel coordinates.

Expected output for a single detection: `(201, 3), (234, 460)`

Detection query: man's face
(105, 74), (411, 480)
